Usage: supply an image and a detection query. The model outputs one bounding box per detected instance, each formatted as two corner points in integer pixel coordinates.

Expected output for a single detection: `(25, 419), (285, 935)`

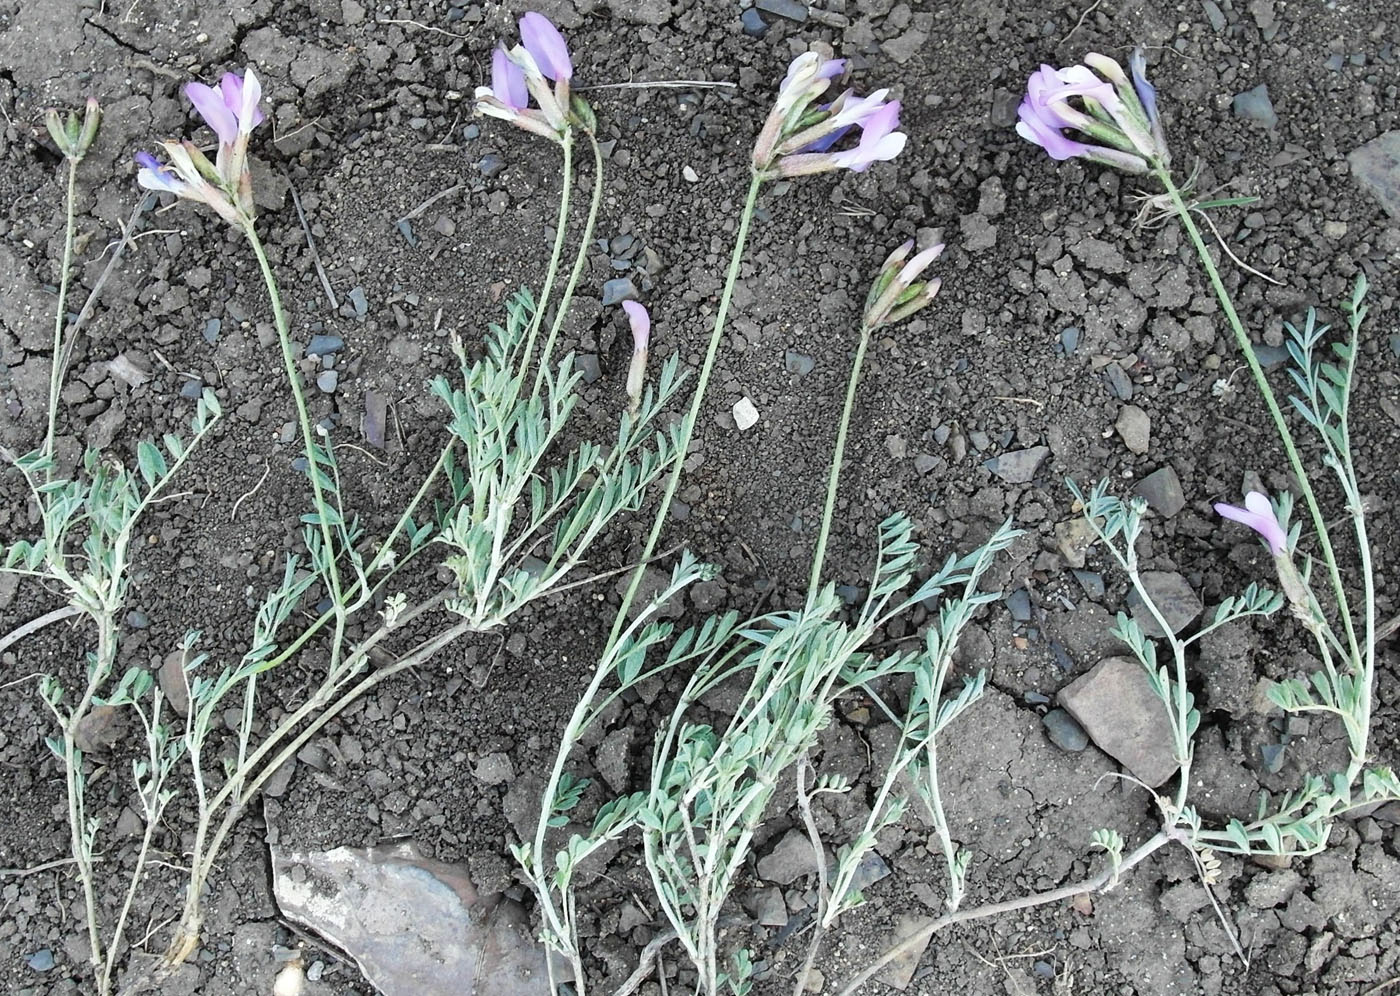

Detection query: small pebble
(27, 949), (55, 972)
(682, 165), (699, 182)
(1059, 326), (1080, 354)
(316, 370), (339, 393)
(756, 0), (807, 22)
(740, 7), (768, 35)
(733, 396), (759, 431)
(202, 318), (221, 343)
(306, 334), (344, 356)
(784, 350), (815, 376)
(601, 277), (637, 306)
(125, 609), (149, 629)
(179, 379), (204, 399)
(347, 286), (368, 317)
(477, 154), (506, 178)
(1006, 588), (1032, 622)
(1232, 84), (1277, 128)
(395, 219), (417, 247)
(1042, 709), (1089, 752)
(575, 354), (601, 384)
(836, 584), (864, 605)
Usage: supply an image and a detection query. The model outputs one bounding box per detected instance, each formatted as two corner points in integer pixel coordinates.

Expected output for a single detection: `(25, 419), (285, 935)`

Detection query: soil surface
(2, 0), (1399, 994)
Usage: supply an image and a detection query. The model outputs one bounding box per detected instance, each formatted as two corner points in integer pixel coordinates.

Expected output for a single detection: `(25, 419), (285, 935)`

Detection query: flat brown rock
(1058, 656), (1180, 787)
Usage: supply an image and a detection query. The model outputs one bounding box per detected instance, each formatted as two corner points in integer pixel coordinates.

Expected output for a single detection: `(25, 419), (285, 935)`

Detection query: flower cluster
(45, 98), (101, 163)
(752, 52), (906, 177)
(475, 13), (580, 142)
(863, 240), (944, 329)
(136, 68), (264, 227)
(1016, 48), (1168, 173)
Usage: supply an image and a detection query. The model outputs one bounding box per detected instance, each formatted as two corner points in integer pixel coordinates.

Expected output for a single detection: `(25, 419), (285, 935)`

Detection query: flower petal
(185, 80), (238, 145)
(492, 46), (528, 109)
(519, 12), (572, 82)
(621, 300), (650, 351)
(237, 67), (266, 132)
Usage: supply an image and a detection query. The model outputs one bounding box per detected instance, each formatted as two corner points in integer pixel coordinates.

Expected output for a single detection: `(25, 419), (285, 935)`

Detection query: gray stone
(745, 886), (787, 927)
(593, 729), (632, 794)
(1006, 588), (1032, 622)
(472, 752), (514, 786)
(1104, 362), (1133, 400)
(1058, 656), (1180, 786)
(784, 350), (815, 376)
(477, 153), (506, 178)
(1042, 708), (1089, 751)
(600, 277), (637, 306)
(1203, 0), (1227, 31)
(27, 949), (55, 972)
(984, 445), (1048, 484)
(1133, 467), (1185, 517)
(1233, 84), (1277, 128)
(316, 370), (339, 393)
(1054, 517), (1097, 569)
(1348, 131), (1400, 219)
(1127, 571), (1203, 638)
(757, 829), (823, 885)
(575, 354), (601, 384)
(307, 334), (345, 356)
(960, 212), (997, 252)
(1115, 404), (1151, 454)
(1072, 569), (1105, 601)
(756, 0), (807, 22)
(347, 286), (369, 317)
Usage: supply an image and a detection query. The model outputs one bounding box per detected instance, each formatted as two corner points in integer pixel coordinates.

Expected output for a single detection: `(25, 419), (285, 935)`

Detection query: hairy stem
(807, 323), (872, 599)
(1156, 168), (1360, 669)
(242, 223), (345, 611)
(534, 129), (605, 395)
(519, 131), (574, 382)
(44, 158), (80, 475)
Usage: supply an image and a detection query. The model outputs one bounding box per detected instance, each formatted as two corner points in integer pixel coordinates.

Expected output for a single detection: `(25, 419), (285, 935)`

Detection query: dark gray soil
(2, 0), (1398, 994)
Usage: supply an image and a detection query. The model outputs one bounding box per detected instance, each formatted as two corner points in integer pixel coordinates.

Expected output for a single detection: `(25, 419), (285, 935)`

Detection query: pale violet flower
(475, 12), (579, 142)
(136, 66), (265, 226)
(753, 53), (906, 178)
(1213, 492), (1287, 555)
(1016, 47), (1169, 173)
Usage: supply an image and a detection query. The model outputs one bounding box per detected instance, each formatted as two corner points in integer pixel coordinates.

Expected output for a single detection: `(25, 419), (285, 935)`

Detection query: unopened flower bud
(45, 97), (102, 162)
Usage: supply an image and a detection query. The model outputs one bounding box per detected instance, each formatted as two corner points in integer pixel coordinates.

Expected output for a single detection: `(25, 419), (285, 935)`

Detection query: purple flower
(185, 68), (264, 147)
(134, 150), (186, 194)
(621, 300), (650, 411)
(1015, 53), (1168, 173)
(752, 52), (848, 169)
(1214, 492), (1288, 555)
(775, 99), (907, 177)
(519, 11), (573, 82)
(475, 12), (578, 142)
(134, 140), (244, 226)
(491, 46), (529, 111)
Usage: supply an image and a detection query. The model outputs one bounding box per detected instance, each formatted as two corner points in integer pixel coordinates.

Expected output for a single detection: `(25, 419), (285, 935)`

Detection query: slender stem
(608, 172), (764, 639)
(534, 130), (605, 395)
(807, 324), (872, 599)
(518, 132), (574, 380)
(44, 158), (80, 475)
(1156, 168), (1360, 668)
(835, 831), (1175, 996)
(242, 222), (344, 608)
